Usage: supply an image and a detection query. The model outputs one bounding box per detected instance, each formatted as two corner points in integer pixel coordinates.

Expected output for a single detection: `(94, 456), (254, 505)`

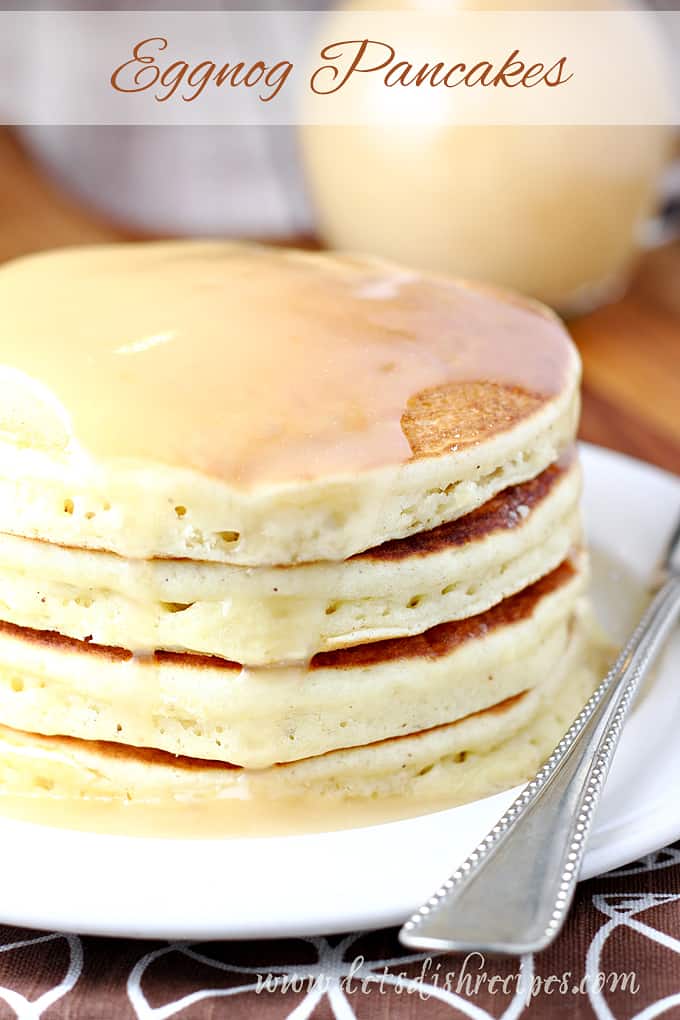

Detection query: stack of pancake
(0, 241), (608, 815)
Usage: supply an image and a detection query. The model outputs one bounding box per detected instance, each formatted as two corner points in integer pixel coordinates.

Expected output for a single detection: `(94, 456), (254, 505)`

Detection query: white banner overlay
(0, 10), (677, 125)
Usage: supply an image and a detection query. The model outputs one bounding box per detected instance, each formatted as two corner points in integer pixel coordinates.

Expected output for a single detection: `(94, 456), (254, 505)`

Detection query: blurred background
(0, 0), (678, 472)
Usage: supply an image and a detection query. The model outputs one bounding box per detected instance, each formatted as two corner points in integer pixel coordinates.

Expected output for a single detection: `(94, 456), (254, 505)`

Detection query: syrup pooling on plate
(0, 242), (572, 486)
(0, 790), (468, 839)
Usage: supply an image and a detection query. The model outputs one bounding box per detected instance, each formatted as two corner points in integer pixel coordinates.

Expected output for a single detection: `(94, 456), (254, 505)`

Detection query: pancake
(0, 556), (586, 768)
(0, 605), (611, 809)
(0, 241), (580, 565)
(0, 455), (581, 663)
(0, 239), (600, 826)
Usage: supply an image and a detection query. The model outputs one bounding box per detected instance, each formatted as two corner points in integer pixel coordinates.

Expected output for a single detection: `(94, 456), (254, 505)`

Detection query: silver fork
(399, 512), (680, 955)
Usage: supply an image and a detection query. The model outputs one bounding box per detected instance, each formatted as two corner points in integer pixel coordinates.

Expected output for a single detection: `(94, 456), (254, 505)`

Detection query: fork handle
(400, 576), (680, 955)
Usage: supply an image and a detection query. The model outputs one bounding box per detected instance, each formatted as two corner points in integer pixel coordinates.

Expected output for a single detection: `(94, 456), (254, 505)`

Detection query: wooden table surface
(0, 129), (678, 476)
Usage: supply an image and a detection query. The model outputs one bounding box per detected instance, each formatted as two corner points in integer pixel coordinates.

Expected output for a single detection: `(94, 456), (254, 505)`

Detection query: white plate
(1, 443), (678, 940)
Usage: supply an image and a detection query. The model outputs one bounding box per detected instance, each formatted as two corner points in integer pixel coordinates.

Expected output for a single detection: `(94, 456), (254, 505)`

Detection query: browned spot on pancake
(0, 619), (241, 672)
(401, 381), (545, 459)
(0, 726), (241, 771)
(357, 453), (575, 563)
(312, 559), (577, 670)
(153, 649), (240, 671)
(0, 620), (134, 662)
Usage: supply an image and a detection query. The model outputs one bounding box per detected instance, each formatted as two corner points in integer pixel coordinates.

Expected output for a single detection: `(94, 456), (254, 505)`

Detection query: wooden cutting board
(0, 129), (677, 475)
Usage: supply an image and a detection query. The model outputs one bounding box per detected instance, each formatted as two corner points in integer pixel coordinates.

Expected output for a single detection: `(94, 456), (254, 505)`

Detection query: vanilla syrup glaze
(0, 241), (573, 486)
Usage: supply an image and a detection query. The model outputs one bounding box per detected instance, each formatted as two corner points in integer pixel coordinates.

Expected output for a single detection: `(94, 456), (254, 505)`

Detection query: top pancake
(0, 241), (580, 564)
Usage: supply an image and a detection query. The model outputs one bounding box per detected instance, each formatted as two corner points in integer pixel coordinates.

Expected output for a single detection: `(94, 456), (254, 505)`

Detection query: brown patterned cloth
(0, 843), (679, 1019)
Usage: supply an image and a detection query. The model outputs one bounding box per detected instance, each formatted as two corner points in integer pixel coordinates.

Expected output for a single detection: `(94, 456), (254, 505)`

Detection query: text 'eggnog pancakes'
(0, 241), (610, 837)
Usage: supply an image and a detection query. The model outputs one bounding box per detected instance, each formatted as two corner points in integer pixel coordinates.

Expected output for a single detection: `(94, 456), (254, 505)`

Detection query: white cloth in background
(19, 125), (314, 238)
(7, 0), (323, 238)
